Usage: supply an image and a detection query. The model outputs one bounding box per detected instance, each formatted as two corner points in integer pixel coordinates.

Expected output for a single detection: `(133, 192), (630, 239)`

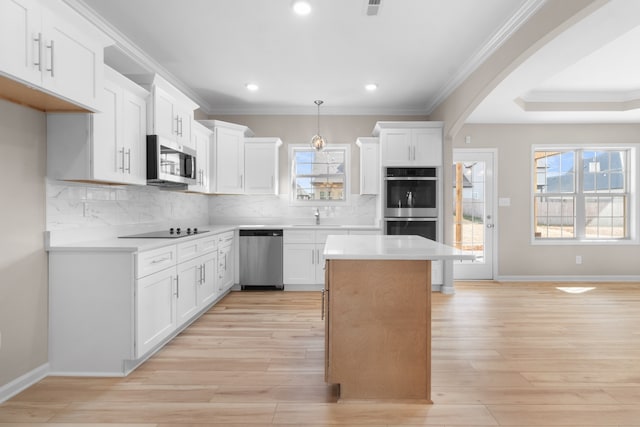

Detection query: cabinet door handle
(175, 116), (180, 136)
(33, 33), (42, 71)
(175, 276), (179, 298)
(178, 117), (183, 137)
(321, 288), (325, 320)
(202, 263), (206, 283)
(408, 146), (411, 161)
(240, 174), (243, 189)
(118, 148), (125, 172)
(46, 40), (54, 77)
(126, 149), (131, 173)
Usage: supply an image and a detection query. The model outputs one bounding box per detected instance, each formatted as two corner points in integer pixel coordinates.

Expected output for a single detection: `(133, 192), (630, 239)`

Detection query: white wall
(0, 99), (48, 387)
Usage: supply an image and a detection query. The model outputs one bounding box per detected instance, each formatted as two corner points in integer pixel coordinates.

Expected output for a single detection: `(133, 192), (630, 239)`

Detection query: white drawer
(177, 235), (217, 263)
(217, 231), (234, 248)
(199, 235), (218, 253)
(315, 229), (348, 244)
(137, 245), (177, 278)
(283, 229), (315, 244)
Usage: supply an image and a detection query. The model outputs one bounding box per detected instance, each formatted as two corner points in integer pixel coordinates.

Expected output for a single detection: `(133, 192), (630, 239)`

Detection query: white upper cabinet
(374, 122), (443, 167)
(356, 137), (380, 195)
(0, 0), (108, 112)
(0, 0), (41, 85)
(199, 120), (255, 195)
(129, 74), (199, 149)
(188, 121), (213, 193)
(215, 125), (245, 194)
(244, 137), (282, 195)
(47, 65), (148, 185)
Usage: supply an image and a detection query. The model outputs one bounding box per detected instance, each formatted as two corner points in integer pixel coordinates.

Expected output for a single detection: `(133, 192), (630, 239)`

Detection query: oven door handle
(385, 177), (436, 181)
(384, 218), (437, 221)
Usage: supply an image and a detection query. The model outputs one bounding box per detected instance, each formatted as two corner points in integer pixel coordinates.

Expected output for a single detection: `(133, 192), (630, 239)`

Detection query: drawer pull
(150, 256), (171, 264)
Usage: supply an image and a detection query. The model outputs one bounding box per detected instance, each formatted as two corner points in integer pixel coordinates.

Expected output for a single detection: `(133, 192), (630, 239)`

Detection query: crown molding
(206, 105), (430, 116)
(426, 0), (547, 114)
(62, 0), (213, 112)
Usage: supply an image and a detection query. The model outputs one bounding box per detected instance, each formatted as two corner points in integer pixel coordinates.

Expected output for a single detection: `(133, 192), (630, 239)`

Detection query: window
(533, 146), (636, 242)
(290, 145), (349, 205)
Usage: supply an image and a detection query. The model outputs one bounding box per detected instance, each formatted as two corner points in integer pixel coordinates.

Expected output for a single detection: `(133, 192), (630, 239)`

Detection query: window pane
(535, 151), (575, 193)
(534, 196), (575, 239)
(292, 147), (347, 202)
(585, 196), (626, 239)
(582, 150), (626, 193)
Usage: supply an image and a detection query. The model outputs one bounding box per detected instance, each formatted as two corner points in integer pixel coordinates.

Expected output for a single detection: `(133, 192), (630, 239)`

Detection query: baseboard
(495, 275), (640, 282)
(0, 363), (49, 403)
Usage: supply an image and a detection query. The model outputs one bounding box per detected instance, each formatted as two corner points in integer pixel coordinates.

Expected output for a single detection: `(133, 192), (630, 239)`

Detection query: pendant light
(311, 100), (326, 151)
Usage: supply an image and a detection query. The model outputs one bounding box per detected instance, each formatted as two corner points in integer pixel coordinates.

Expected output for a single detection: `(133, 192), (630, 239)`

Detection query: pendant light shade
(311, 100), (326, 151)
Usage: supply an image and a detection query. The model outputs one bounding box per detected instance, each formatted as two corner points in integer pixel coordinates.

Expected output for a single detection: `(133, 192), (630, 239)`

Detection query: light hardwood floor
(3, 281), (640, 426)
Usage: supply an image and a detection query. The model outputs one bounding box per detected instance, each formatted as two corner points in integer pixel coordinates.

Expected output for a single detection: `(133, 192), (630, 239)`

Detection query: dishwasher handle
(239, 229), (283, 237)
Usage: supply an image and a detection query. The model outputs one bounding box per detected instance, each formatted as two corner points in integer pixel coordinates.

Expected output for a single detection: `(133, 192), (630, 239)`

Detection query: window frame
(531, 144), (639, 245)
(289, 144), (351, 206)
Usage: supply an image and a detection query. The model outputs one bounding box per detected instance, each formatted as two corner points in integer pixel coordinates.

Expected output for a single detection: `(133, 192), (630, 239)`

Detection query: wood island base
(323, 259), (431, 402)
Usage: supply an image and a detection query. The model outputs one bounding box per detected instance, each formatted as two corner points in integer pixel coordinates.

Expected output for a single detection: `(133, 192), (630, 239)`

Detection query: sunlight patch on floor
(556, 286), (596, 294)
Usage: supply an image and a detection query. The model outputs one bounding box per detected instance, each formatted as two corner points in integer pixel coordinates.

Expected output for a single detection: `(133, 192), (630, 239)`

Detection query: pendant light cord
(315, 100), (323, 135)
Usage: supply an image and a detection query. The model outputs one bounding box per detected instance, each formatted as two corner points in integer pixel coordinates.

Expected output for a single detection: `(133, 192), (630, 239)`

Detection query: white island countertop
(324, 235), (475, 261)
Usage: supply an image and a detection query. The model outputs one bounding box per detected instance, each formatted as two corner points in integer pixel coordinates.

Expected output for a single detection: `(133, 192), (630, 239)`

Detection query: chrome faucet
(314, 208), (320, 225)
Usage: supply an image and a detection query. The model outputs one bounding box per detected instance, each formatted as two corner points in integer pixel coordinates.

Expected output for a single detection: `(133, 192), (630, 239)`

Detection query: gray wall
(210, 114), (426, 195)
(454, 123), (640, 278)
(0, 99), (48, 387)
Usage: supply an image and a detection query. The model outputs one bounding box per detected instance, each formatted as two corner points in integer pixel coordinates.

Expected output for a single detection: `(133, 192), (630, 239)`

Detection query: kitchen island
(322, 234), (473, 401)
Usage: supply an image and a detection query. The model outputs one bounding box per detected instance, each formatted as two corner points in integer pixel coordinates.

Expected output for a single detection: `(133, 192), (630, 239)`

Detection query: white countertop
(46, 224), (382, 252)
(46, 225), (237, 252)
(324, 235), (475, 261)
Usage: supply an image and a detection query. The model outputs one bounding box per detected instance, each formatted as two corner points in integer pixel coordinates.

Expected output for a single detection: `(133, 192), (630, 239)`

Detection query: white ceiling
(70, 0), (640, 122)
(468, 0), (640, 124)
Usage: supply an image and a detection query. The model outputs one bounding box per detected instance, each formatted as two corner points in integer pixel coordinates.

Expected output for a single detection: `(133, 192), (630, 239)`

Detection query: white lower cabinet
(199, 254), (218, 306)
(49, 230), (233, 376)
(283, 243), (318, 285)
(283, 228), (348, 289)
(136, 267), (177, 357)
(217, 232), (235, 293)
(176, 258), (201, 328)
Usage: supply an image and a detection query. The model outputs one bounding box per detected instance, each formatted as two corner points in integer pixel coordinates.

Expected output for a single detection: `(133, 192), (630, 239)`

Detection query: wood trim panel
(326, 259), (431, 401)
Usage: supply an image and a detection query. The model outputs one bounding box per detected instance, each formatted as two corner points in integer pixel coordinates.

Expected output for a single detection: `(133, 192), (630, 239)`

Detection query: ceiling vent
(365, 0), (381, 16)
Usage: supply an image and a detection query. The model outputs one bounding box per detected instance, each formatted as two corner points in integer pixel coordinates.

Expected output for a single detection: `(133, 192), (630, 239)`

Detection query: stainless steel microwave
(147, 135), (197, 186)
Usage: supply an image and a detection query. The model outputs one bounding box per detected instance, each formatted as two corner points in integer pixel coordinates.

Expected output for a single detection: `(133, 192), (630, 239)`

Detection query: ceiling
(468, 0), (640, 123)
(70, 0), (640, 123)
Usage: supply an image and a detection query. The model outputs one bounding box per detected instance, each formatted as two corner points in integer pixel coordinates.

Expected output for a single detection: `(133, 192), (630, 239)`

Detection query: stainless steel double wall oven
(383, 167), (438, 241)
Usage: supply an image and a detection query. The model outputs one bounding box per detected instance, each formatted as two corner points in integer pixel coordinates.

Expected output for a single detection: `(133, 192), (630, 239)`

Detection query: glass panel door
(453, 150), (495, 279)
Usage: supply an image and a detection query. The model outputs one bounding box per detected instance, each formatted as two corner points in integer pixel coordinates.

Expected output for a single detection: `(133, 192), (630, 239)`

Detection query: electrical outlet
(576, 255), (583, 265)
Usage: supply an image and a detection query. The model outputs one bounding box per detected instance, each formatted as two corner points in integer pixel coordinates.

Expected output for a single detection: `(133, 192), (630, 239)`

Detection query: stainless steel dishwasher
(239, 229), (284, 290)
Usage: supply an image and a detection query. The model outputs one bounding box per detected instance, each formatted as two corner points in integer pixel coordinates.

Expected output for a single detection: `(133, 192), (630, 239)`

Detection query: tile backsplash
(46, 179), (209, 232)
(46, 179), (379, 241)
(208, 194), (378, 226)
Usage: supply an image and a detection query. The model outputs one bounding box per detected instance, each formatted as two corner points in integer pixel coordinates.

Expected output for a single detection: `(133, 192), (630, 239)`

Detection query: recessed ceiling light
(245, 83), (259, 91)
(365, 83), (378, 91)
(292, 0), (311, 15)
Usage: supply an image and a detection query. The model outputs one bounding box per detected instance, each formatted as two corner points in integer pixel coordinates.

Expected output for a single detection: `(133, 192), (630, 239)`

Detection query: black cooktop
(119, 228), (208, 239)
